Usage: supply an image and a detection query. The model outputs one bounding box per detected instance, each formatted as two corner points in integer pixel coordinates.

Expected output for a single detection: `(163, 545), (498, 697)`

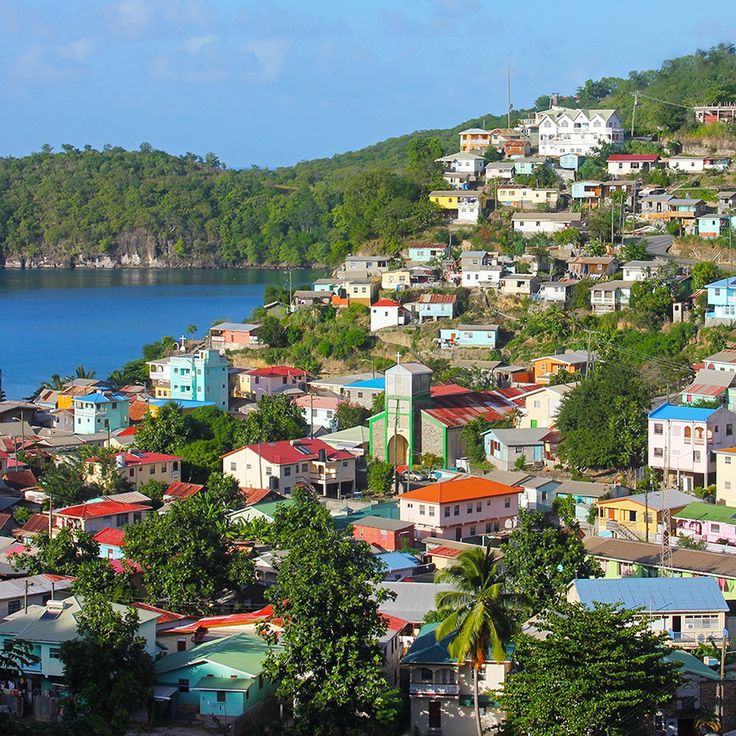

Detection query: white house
(435, 151), (486, 176)
(536, 107), (624, 157)
(518, 383), (575, 429)
(536, 281), (573, 305)
(606, 154), (661, 175)
(622, 260), (668, 282)
(370, 299), (411, 332)
(292, 394), (342, 432)
(461, 264), (504, 288)
(590, 280), (634, 314)
(484, 162), (516, 180)
(512, 212), (582, 235)
(667, 156), (707, 173)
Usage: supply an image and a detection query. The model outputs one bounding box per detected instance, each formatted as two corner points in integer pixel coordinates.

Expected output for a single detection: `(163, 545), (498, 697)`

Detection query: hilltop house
(498, 273), (541, 297)
(292, 394), (342, 432)
(458, 128), (491, 152)
(484, 161), (516, 180)
(667, 156), (731, 173)
(705, 277), (736, 325)
(536, 280), (573, 305)
(435, 151), (486, 180)
(568, 256), (619, 279)
(339, 255), (392, 276)
(461, 264), (504, 289)
(85, 450), (182, 491)
(72, 391), (129, 435)
(243, 366), (308, 401)
(648, 403), (736, 490)
(531, 350), (594, 384)
(428, 191), (486, 223)
(511, 211), (582, 235)
(407, 244), (447, 263)
(606, 153), (660, 175)
(223, 438), (356, 498)
(438, 324), (499, 350)
(54, 498), (151, 534)
(496, 186), (559, 210)
(590, 280), (633, 314)
(406, 294), (457, 322)
(483, 427), (558, 470)
(536, 106), (624, 156)
(370, 299), (411, 332)
(718, 191), (736, 214)
(622, 260), (668, 281)
(208, 323), (261, 351)
(398, 476), (521, 541)
(518, 383), (575, 429)
(640, 195), (706, 223)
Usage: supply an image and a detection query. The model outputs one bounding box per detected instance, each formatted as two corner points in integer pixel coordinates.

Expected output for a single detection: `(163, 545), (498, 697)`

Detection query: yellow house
(343, 278), (380, 306)
(381, 270), (411, 290)
(429, 191), (487, 210)
(85, 450), (182, 491)
(496, 186), (559, 209)
(229, 368), (252, 399)
(716, 447), (736, 506)
(596, 490), (695, 541)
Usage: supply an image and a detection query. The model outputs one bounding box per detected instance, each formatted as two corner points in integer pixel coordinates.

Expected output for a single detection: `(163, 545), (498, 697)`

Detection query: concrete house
(438, 324), (499, 350)
(718, 191), (736, 214)
(606, 153), (660, 175)
(512, 211), (582, 235)
(292, 394), (341, 432)
(674, 502), (736, 546)
(716, 447), (736, 506)
(340, 255), (392, 276)
(531, 350), (594, 384)
(54, 498), (151, 534)
(568, 256), (619, 279)
(484, 161), (516, 180)
(518, 383), (575, 429)
(208, 323), (261, 351)
(498, 273), (541, 297)
(429, 191), (486, 223)
(407, 245), (447, 263)
(648, 403), (736, 490)
(536, 106), (624, 156)
(567, 577), (728, 649)
(351, 516), (414, 552)
(404, 622), (509, 736)
(697, 214), (736, 238)
(590, 280), (633, 314)
(406, 294), (458, 322)
(622, 260), (668, 281)
(0, 575), (74, 619)
(482, 427), (556, 470)
(640, 195), (706, 223)
(72, 391), (129, 435)
(244, 366), (308, 401)
(705, 276), (736, 325)
(168, 349), (230, 411)
(85, 450), (182, 491)
(536, 280), (573, 305)
(458, 128), (491, 152)
(398, 476), (521, 541)
(435, 151), (486, 178)
(370, 299), (411, 332)
(496, 186), (559, 209)
(461, 264), (504, 289)
(555, 479), (629, 523)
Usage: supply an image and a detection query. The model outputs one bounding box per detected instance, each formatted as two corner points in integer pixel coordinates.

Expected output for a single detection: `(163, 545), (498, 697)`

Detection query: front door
(530, 419), (538, 428)
(455, 527), (462, 541)
(672, 615), (681, 634)
(428, 701), (442, 730)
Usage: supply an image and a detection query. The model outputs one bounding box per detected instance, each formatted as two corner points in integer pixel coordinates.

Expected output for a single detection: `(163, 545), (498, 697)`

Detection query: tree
(123, 492), (252, 614)
(237, 394), (309, 445)
(367, 460), (394, 496)
(629, 280), (673, 324)
(75, 365), (96, 379)
(434, 547), (516, 736)
(552, 227), (582, 246)
(60, 595), (153, 736)
(71, 558), (135, 603)
(334, 401), (370, 431)
(371, 392), (385, 414)
(501, 509), (602, 615)
(499, 602), (682, 736)
(257, 315), (288, 347)
(12, 527), (99, 575)
(138, 479), (167, 509)
(263, 489), (400, 735)
(461, 417), (493, 464)
(205, 471), (244, 510)
(618, 239), (650, 263)
(0, 638), (37, 673)
(135, 402), (190, 455)
(691, 261), (721, 290)
(39, 452), (88, 506)
(556, 361), (651, 471)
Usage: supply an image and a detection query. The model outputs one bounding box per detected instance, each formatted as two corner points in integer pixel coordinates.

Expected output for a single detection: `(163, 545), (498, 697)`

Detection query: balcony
(409, 683), (460, 696)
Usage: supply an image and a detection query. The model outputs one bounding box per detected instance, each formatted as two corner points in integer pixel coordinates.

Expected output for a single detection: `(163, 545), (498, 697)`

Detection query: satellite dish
(504, 518), (514, 529)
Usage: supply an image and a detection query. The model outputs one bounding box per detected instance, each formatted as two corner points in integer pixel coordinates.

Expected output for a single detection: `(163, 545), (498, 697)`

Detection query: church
(368, 361), (526, 469)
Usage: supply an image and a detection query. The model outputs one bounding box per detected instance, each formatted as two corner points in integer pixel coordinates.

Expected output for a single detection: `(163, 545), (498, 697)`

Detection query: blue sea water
(0, 268), (323, 400)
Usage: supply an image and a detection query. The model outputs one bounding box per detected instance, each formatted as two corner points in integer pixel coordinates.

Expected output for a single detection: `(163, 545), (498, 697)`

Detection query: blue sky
(1, 0), (735, 169)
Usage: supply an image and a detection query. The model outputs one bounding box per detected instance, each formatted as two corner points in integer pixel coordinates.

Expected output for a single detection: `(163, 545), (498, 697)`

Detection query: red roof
(196, 604), (276, 628)
(381, 613), (410, 633)
(372, 299), (401, 308)
(16, 513), (49, 535)
(165, 481), (204, 500)
(223, 437), (354, 465)
(0, 513), (12, 529)
(682, 382), (728, 397)
(607, 154), (660, 162)
(3, 469), (37, 489)
(93, 527), (126, 547)
(417, 293), (457, 304)
(241, 488), (279, 506)
(117, 425), (138, 436)
(246, 365), (308, 377)
(132, 602), (186, 624)
(86, 451), (181, 466)
(430, 383), (471, 398)
(423, 390), (515, 428)
(57, 500), (151, 519)
(109, 558), (142, 574)
(428, 545), (463, 558)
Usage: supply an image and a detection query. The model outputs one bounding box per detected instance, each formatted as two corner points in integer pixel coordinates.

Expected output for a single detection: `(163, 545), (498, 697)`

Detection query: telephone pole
(506, 55), (512, 128)
(630, 91), (640, 138)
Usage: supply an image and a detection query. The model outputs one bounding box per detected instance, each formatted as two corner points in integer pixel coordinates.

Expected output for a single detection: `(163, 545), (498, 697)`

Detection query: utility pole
(718, 631), (727, 732)
(507, 55), (512, 129)
(631, 91), (640, 138)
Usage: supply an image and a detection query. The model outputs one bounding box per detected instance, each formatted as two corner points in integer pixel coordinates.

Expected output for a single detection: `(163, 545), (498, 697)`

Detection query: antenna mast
(507, 55), (512, 128)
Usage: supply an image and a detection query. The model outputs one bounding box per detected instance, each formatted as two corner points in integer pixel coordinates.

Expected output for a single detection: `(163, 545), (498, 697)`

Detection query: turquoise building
(439, 324), (498, 349)
(154, 633), (276, 721)
(559, 153), (585, 171)
(406, 245), (447, 263)
(72, 391), (129, 435)
(169, 349), (229, 411)
(705, 276), (736, 324)
(697, 214), (736, 238)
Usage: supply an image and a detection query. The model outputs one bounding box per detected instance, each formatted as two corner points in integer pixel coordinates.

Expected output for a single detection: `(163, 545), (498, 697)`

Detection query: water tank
(115, 454), (126, 469)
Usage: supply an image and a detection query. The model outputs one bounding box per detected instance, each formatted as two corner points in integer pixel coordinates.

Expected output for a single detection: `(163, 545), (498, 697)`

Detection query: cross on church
(396, 350), (401, 365)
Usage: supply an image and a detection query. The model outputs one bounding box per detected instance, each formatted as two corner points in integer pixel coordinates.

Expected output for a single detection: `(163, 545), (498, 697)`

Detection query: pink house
(398, 476), (521, 541)
(245, 366), (308, 401)
(648, 403), (736, 491)
(674, 502), (736, 545)
(208, 322), (261, 351)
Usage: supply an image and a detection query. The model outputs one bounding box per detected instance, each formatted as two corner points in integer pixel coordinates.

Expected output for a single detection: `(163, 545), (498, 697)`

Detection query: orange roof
(428, 545), (463, 558)
(718, 447), (736, 454)
(400, 476), (521, 504)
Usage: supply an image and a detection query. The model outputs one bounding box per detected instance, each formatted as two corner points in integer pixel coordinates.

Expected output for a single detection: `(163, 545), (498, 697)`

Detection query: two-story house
(511, 211), (582, 235)
(435, 151), (486, 180)
(536, 106), (624, 156)
(518, 383), (575, 429)
(292, 394), (341, 432)
(536, 280), (573, 305)
(640, 195), (707, 223)
(243, 366), (308, 401)
(705, 276), (736, 325)
(223, 438), (356, 498)
(404, 622), (510, 736)
(85, 450), (182, 491)
(53, 498), (151, 534)
(458, 128), (491, 152)
(648, 402), (736, 490)
(0, 575), (74, 619)
(398, 476), (521, 541)
(590, 280), (634, 314)
(496, 186), (559, 209)
(715, 447), (736, 506)
(72, 391), (129, 435)
(567, 577), (728, 649)
(208, 323), (261, 351)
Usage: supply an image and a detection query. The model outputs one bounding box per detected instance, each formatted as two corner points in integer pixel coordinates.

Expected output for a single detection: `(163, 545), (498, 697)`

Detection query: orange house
(532, 350), (594, 384)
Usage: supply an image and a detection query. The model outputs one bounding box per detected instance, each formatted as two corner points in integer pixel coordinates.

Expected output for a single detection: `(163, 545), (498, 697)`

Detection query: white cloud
(58, 37), (95, 63)
(114, 0), (152, 37)
(242, 38), (289, 84)
(183, 33), (216, 55)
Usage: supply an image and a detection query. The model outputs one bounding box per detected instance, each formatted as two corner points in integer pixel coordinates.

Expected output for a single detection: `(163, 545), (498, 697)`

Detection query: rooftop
(597, 489), (697, 511)
(378, 581), (453, 623)
(223, 437), (354, 465)
(209, 322), (260, 333)
(648, 403), (719, 421)
(512, 212), (582, 222)
(352, 515), (414, 531)
(245, 366), (308, 377)
(56, 499), (151, 519)
(674, 502), (736, 524)
(401, 476), (521, 504)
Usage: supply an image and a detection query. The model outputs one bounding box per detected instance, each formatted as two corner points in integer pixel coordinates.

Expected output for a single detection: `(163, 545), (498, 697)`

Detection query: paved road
(639, 233), (696, 267)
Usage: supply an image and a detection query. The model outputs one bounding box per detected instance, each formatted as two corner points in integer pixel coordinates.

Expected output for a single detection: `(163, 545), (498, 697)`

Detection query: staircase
(604, 520), (642, 542)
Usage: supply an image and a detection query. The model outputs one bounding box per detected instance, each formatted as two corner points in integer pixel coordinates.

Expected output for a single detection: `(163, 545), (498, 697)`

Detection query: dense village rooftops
(607, 154), (660, 162)
(245, 366), (308, 377)
(673, 502), (736, 524)
(422, 390), (514, 428)
(401, 476), (521, 504)
(585, 536), (736, 578)
(56, 499), (151, 519)
(570, 577), (728, 613)
(597, 489), (696, 511)
(72, 391), (127, 405)
(511, 212), (582, 222)
(648, 403), (718, 421)
(223, 438), (354, 465)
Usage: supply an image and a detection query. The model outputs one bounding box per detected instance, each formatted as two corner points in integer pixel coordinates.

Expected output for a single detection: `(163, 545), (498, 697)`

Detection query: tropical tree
(236, 394), (309, 445)
(434, 546), (516, 736)
(12, 527), (99, 575)
(75, 365), (96, 379)
(135, 402), (191, 455)
(334, 401), (370, 431)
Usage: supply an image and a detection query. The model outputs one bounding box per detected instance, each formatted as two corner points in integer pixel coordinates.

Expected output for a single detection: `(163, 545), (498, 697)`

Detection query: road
(640, 233), (696, 267)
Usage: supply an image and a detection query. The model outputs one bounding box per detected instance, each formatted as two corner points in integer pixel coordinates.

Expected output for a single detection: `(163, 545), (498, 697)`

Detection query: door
(530, 419), (538, 428)
(428, 701), (442, 730)
(455, 527), (462, 541)
(672, 615), (681, 634)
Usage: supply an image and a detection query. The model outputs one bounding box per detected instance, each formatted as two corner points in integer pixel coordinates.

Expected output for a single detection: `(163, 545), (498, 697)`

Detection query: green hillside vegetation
(2, 44), (736, 269)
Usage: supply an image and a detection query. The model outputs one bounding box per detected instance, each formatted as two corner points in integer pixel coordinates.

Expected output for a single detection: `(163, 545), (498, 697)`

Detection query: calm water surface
(0, 268), (323, 400)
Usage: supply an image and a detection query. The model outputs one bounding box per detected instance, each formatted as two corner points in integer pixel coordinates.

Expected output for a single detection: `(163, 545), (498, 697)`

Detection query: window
(172, 462), (179, 471)
(712, 523), (721, 533)
(419, 505), (426, 516)
(265, 467), (272, 476)
(129, 469), (135, 478)
(178, 678), (189, 693)
(467, 504), (473, 514)
(217, 692), (226, 703)
(470, 526), (476, 536)
(476, 502), (482, 512)
(444, 506), (450, 518)
(533, 400), (541, 409)
(428, 506), (435, 517)
(49, 647), (61, 659)
(133, 512), (141, 523)
(728, 424), (733, 436)
(284, 466), (291, 477)
(150, 466), (155, 475)
(726, 481), (732, 490)
(302, 463), (309, 472)
(628, 510), (637, 522)
(653, 448), (664, 458)
(7, 600), (21, 615)
(230, 462), (237, 472)
(454, 505), (460, 516)
(653, 423), (663, 435)
(177, 638), (187, 652)
(342, 461), (348, 467)
(504, 496), (511, 508)
(694, 451), (701, 463)
(115, 513), (128, 527)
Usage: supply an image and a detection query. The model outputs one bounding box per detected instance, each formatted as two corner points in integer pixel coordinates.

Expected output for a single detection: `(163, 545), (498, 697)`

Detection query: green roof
(193, 675), (254, 692)
(673, 502), (736, 524)
(154, 633), (271, 676)
(403, 623), (456, 665)
(250, 499), (295, 520)
(334, 501), (400, 530)
(320, 426), (370, 444)
(664, 649), (720, 681)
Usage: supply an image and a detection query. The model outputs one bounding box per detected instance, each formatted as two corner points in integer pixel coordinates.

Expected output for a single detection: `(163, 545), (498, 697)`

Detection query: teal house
(154, 633), (276, 722)
(169, 349), (230, 411)
(439, 324), (498, 349)
(406, 245), (447, 263)
(73, 391), (129, 435)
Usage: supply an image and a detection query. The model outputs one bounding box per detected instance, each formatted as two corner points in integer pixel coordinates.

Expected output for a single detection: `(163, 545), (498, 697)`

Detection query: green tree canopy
(499, 602), (682, 736)
(691, 261), (721, 290)
(12, 527), (99, 576)
(263, 488), (400, 735)
(237, 394), (309, 445)
(334, 401), (370, 431)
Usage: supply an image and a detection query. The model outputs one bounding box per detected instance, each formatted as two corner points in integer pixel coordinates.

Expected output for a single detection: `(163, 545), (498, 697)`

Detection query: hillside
(2, 44), (736, 269)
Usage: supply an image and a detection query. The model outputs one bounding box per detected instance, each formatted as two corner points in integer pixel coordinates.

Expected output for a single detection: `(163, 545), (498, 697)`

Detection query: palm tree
(107, 370), (127, 389)
(434, 546), (515, 736)
(75, 365), (96, 379)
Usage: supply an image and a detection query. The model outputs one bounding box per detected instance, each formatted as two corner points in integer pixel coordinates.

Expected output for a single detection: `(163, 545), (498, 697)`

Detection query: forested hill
(1, 43), (736, 270)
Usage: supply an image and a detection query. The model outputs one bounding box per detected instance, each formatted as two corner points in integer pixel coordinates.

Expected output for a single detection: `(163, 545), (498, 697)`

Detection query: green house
(154, 632), (276, 722)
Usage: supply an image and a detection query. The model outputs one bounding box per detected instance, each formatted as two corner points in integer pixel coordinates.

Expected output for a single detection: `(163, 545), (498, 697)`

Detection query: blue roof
(648, 402), (718, 421)
(348, 378), (385, 390)
(706, 277), (736, 289)
(148, 399), (217, 409)
(403, 623), (456, 664)
(377, 551), (420, 574)
(571, 577), (728, 613)
(73, 392), (127, 405)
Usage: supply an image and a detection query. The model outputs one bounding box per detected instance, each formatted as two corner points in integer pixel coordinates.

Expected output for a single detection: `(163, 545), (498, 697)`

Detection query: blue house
(512, 157), (554, 176)
(407, 245), (447, 263)
(376, 551), (421, 581)
(571, 180), (602, 201)
(154, 633), (276, 723)
(483, 427), (553, 471)
(407, 294), (457, 322)
(169, 349), (230, 411)
(312, 278), (341, 293)
(559, 153), (585, 171)
(697, 215), (736, 239)
(439, 324), (499, 349)
(72, 391), (129, 435)
(705, 277), (736, 324)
